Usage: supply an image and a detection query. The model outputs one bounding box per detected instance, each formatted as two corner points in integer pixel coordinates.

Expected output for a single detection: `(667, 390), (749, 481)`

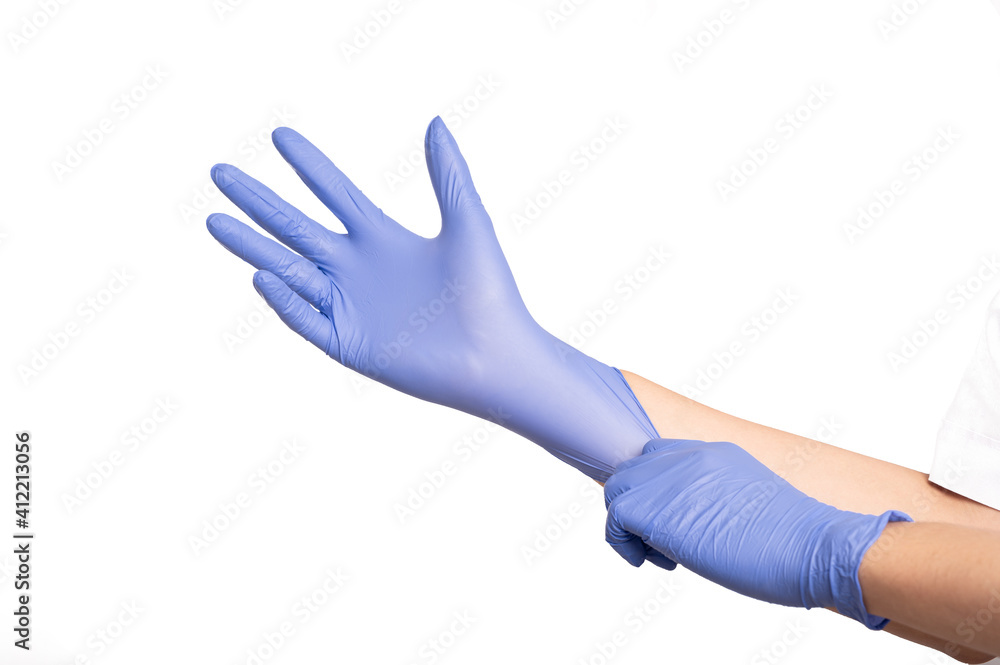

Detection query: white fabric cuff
(929, 290), (1000, 511)
(930, 420), (1000, 511)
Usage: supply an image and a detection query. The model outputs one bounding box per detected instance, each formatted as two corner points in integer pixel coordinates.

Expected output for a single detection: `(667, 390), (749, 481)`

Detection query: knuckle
(281, 215), (311, 241)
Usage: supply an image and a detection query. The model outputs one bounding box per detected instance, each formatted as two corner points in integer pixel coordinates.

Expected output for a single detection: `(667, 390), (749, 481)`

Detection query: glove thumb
(425, 116), (490, 234)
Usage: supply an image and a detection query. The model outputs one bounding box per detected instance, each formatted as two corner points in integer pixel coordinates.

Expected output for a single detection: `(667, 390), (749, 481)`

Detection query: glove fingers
(644, 546), (678, 571)
(271, 127), (386, 238)
(606, 500), (646, 567)
(252, 271), (340, 359)
(208, 213), (333, 309)
(211, 163), (344, 266)
(642, 438), (701, 456)
(424, 116), (491, 234)
(608, 439), (696, 481)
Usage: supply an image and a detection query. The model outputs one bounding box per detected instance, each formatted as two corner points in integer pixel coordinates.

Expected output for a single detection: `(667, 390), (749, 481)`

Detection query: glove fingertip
(271, 126), (301, 147)
(611, 539), (647, 567)
(425, 115), (450, 146)
(645, 549), (678, 571)
(641, 439), (665, 455)
(424, 116), (459, 177)
(606, 512), (647, 567)
(251, 270), (274, 296)
(210, 162), (235, 187)
(641, 438), (700, 455)
(206, 212), (231, 235)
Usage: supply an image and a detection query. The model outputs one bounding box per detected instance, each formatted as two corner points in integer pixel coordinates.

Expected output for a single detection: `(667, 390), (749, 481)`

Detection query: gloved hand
(604, 438), (912, 629)
(207, 116), (657, 481)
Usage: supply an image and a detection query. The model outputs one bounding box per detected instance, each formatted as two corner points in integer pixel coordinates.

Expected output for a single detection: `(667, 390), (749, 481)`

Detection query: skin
(620, 370), (1000, 662)
(860, 522), (1000, 661)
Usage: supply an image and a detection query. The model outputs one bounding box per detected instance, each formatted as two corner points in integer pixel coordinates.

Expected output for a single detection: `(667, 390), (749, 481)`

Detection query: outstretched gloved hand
(207, 117), (657, 481)
(604, 438), (912, 629)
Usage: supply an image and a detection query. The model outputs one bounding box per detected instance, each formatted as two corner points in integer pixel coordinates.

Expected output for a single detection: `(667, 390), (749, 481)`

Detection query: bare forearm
(880, 621), (995, 664)
(860, 522), (1000, 659)
(621, 370), (1000, 531)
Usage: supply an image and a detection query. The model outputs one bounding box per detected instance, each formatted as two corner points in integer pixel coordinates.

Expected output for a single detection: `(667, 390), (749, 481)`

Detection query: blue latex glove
(604, 438), (912, 629)
(207, 117), (658, 481)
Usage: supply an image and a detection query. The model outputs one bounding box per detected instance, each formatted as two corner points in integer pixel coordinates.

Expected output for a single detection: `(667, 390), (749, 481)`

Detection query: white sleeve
(929, 291), (1000, 511)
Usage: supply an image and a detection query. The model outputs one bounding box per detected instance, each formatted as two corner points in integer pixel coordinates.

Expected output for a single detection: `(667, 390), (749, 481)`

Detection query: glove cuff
(483, 331), (659, 482)
(828, 508), (913, 630)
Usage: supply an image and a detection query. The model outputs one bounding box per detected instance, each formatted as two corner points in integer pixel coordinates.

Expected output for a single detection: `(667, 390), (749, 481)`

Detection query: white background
(3, 0), (1000, 663)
